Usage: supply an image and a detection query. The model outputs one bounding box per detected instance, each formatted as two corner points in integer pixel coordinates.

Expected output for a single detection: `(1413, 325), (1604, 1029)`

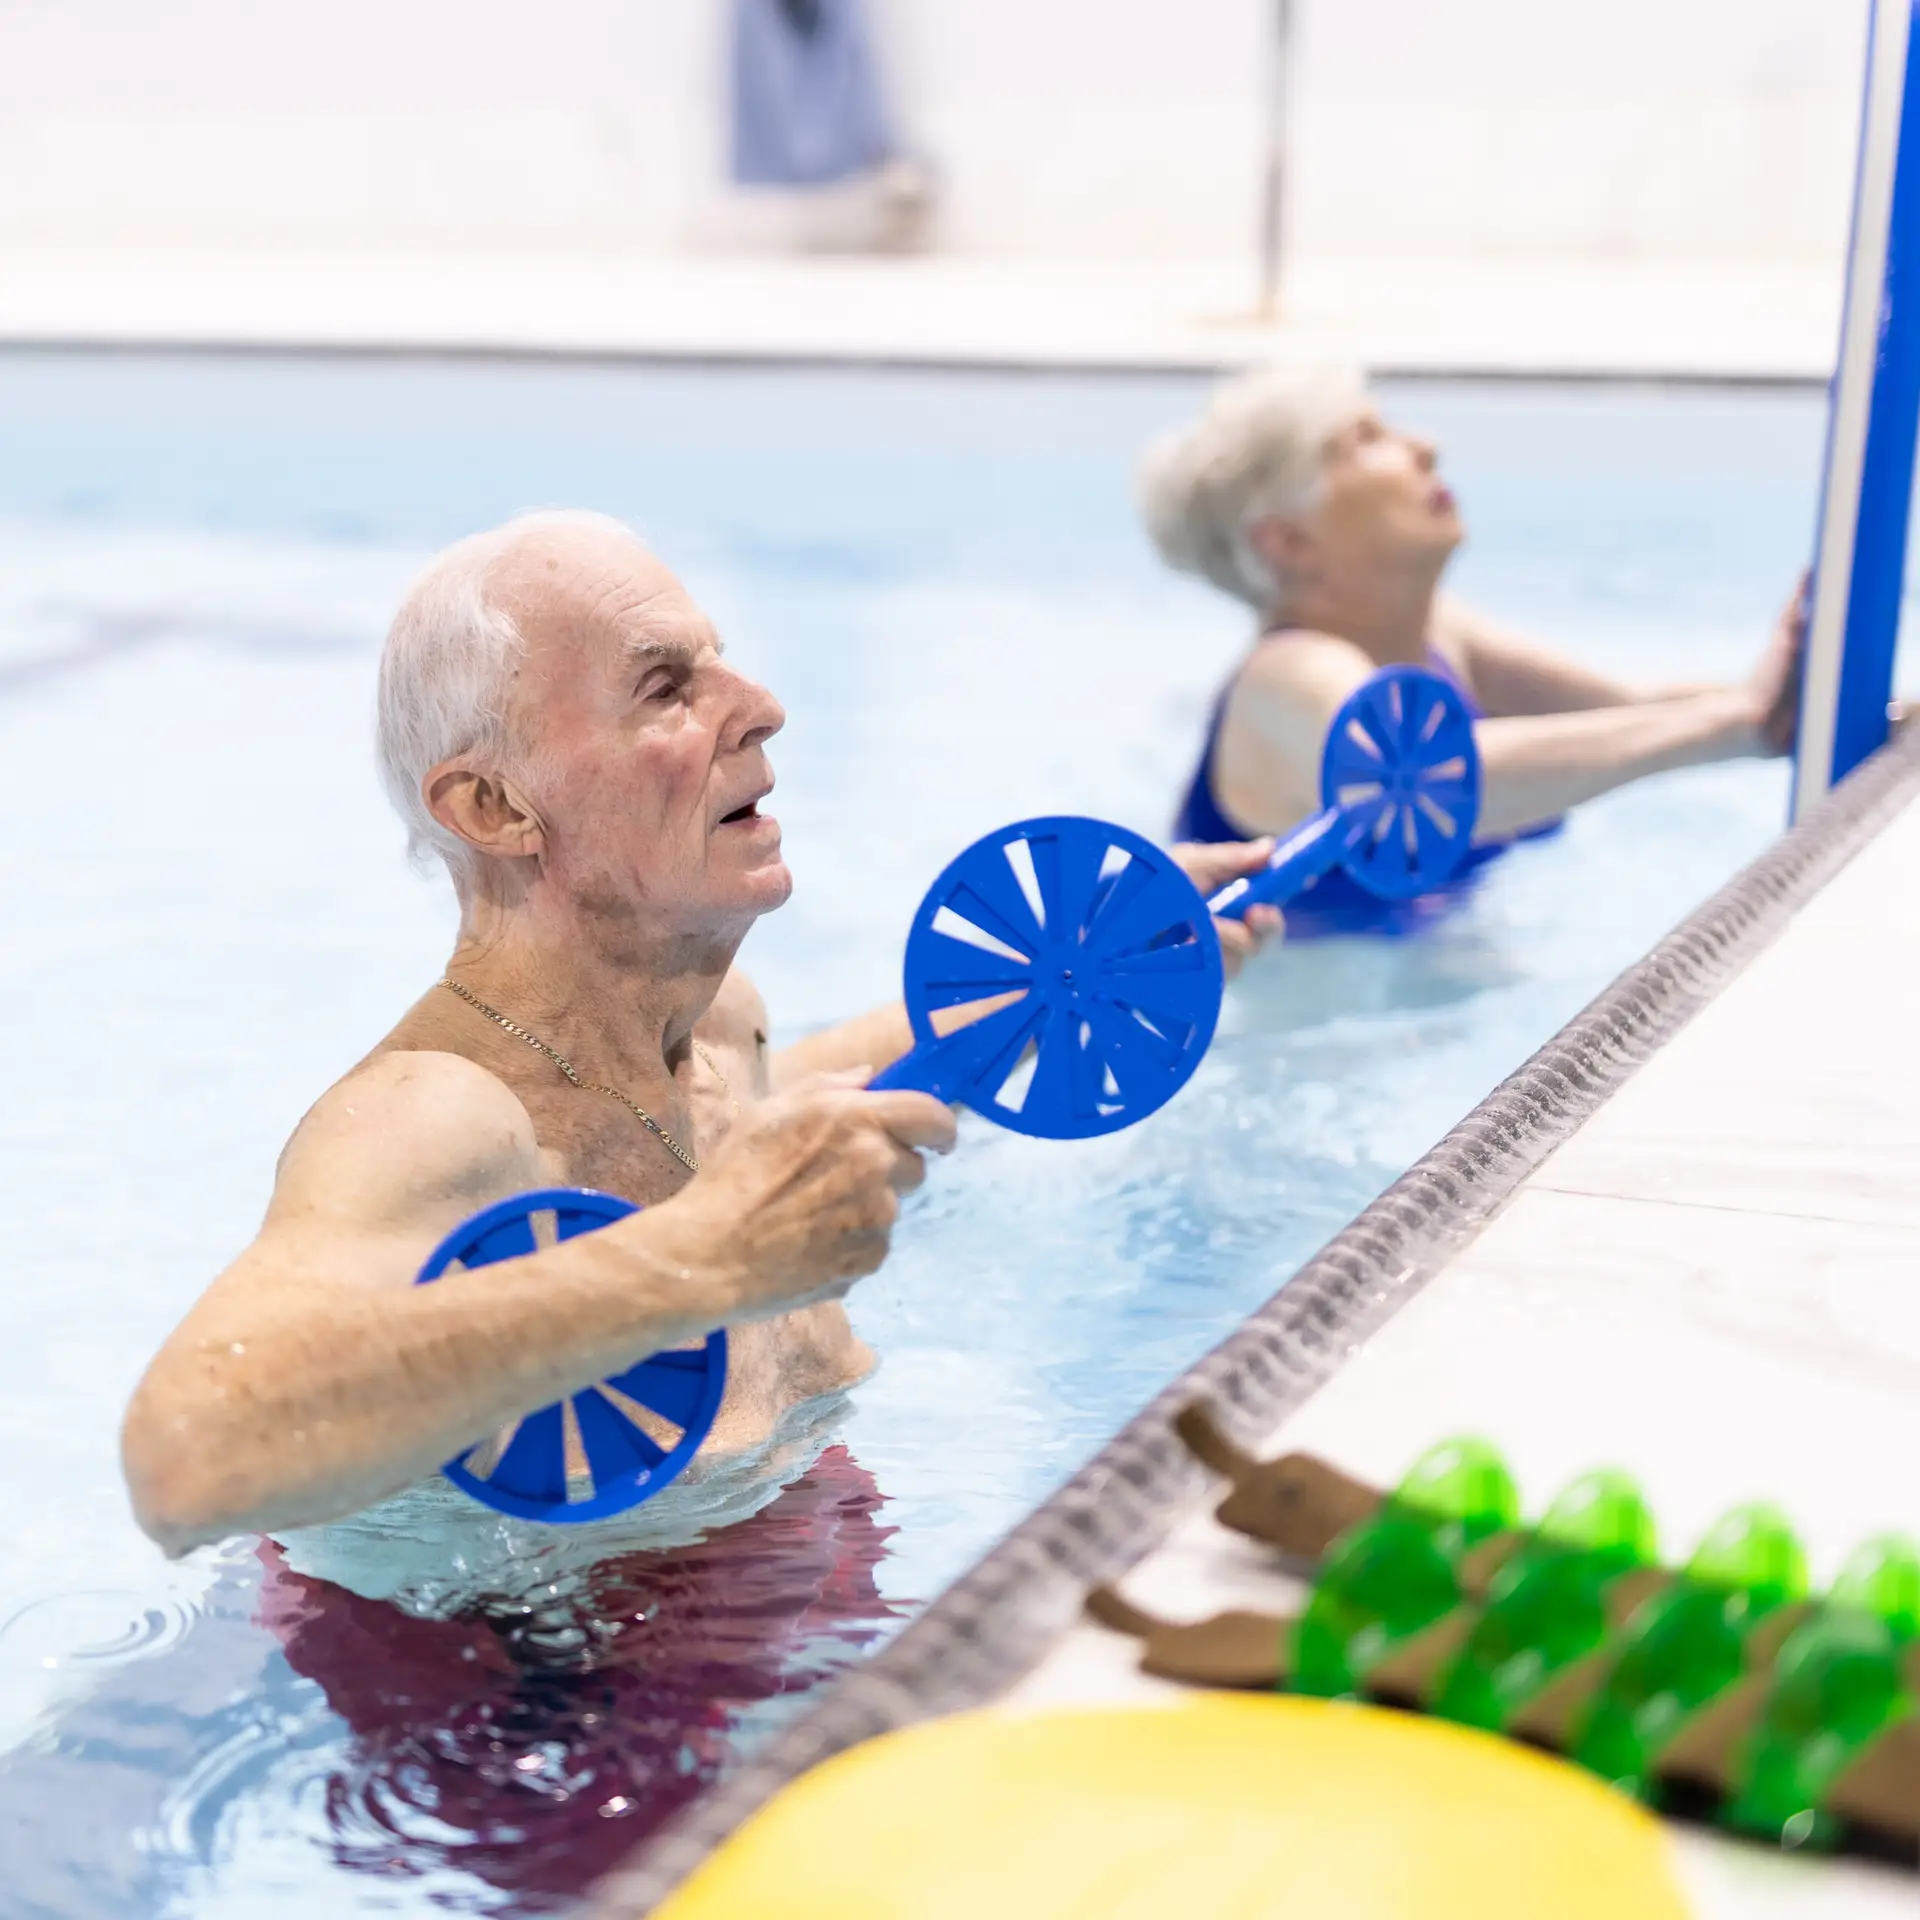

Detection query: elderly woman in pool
(1143, 361), (1804, 914)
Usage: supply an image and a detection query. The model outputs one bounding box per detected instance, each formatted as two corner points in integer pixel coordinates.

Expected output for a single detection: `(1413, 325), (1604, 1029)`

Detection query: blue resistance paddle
(868, 814), (1223, 1136)
(415, 816), (1223, 1525)
(1206, 664), (1482, 922)
(413, 1187), (727, 1525)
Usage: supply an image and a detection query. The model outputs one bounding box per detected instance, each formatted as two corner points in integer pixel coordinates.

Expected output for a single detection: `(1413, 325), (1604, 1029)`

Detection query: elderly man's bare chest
(510, 1041), (872, 1426)
(515, 1057), (744, 1207)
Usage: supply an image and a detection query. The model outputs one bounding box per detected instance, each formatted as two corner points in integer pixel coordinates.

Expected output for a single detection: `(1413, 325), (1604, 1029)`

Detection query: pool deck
(0, 249), (1840, 382)
(1001, 784), (1920, 1914)
(600, 731), (1920, 1914)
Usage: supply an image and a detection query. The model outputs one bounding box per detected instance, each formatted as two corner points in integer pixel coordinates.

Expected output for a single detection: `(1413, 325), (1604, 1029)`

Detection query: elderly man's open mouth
(716, 780), (775, 828)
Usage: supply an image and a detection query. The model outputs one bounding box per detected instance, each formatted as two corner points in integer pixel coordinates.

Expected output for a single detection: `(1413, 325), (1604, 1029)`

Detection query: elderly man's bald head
(378, 510), (666, 885)
(377, 511), (787, 942)
(483, 512), (677, 636)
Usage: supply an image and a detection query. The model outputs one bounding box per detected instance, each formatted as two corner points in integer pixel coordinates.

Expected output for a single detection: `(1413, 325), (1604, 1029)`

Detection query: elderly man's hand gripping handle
(653, 1073), (955, 1320)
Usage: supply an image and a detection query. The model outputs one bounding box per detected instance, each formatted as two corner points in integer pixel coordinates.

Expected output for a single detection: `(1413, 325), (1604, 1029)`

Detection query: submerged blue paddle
(416, 815), (1223, 1524)
(1207, 664), (1482, 921)
(413, 1187), (727, 1525)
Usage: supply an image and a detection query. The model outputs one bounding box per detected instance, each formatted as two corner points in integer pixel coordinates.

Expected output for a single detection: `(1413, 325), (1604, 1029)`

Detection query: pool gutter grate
(593, 721), (1920, 1915)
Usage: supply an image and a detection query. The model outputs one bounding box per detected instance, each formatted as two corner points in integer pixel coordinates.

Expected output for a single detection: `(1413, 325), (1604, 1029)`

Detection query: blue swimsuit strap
(1171, 686), (1246, 846)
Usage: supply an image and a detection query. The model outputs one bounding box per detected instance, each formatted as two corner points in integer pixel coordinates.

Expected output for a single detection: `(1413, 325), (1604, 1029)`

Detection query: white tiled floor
(1004, 793), (1920, 1913)
(0, 248), (1842, 381)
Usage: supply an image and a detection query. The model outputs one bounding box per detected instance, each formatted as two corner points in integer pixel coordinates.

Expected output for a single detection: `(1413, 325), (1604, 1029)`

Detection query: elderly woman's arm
(1437, 579), (1806, 718)
(1436, 599), (1683, 712)
(1222, 613), (1798, 845)
(1468, 695), (1766, 838)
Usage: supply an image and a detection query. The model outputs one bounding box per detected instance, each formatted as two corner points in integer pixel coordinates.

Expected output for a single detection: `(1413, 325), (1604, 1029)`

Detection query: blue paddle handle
(1207, 807), (1355, 920)
(869, 1037), (961, 1102)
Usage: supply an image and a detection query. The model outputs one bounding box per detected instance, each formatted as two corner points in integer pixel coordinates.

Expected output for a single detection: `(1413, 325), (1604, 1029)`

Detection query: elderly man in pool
(1143, 361), (1806, 928)
(120, 511), (1278, 1559)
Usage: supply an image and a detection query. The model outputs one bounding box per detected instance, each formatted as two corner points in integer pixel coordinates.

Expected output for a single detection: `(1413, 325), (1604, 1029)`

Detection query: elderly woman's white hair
(376, 508), (637, 889)
(1138, 358), (1370, 611)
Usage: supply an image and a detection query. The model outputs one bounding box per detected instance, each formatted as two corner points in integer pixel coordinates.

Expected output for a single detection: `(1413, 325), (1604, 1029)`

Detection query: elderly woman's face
(1308, 406), (1462, 575)
(504, 533), (793, 937)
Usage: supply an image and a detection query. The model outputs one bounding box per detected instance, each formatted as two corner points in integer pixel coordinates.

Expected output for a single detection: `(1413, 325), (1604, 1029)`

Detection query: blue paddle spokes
(875, 815), (1223, 1138)
(1325, 665), (1480, 901)
(414, 1188), (728, 1525)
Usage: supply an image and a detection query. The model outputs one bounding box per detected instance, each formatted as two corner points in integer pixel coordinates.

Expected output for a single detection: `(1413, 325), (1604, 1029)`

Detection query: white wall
(0, 0), (1873, 266)
(1281, 0), (1868, 263)
(0, 0), (716, 248)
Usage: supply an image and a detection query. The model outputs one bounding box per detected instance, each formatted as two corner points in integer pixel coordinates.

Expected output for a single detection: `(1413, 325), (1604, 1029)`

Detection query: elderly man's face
(501, 531), (792, 936)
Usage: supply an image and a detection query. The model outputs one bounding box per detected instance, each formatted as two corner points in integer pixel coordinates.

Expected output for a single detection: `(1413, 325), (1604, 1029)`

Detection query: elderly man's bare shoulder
(269, 1050), (546, 1235)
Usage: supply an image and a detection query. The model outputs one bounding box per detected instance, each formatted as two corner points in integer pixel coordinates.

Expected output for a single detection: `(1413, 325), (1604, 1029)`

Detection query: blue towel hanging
(731, 0), (896, 187)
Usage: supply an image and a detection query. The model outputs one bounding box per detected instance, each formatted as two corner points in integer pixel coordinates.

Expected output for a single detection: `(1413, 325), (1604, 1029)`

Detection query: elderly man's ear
(425, 765), (548, 862)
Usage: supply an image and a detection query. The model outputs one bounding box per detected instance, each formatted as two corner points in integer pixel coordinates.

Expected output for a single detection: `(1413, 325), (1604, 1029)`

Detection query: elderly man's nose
(727, 671), (786, 749)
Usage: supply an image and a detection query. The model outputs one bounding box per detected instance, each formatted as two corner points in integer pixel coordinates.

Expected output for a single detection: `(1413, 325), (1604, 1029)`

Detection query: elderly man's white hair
(1138, 358), (1370, 612)
(376, 508), (641, 888)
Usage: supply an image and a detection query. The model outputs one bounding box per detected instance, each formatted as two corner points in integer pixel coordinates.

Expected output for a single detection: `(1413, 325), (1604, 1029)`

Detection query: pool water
(0, 354), (1836, 1915)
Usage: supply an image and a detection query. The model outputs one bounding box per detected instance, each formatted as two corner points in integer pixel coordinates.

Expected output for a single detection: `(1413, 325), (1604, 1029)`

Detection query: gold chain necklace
(438, 977), (724, 1176)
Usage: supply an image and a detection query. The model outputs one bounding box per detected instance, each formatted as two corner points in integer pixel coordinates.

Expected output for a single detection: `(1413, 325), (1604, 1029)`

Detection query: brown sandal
(1083, 1585), (1291, 1689)
(1173, 1403), (1575, 1605)
(1173, 1403), (1380, 1566)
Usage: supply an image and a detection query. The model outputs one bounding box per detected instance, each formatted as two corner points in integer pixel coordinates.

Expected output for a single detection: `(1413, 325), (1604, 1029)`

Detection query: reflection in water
(266, 1446), (899, 1908)
(1, 1451), (900, 1917)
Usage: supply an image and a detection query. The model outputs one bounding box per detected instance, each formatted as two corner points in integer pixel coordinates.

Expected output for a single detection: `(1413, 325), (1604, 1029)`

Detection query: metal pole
(1256, 0), (1295, 319)
(1794, 0), (1920, 818)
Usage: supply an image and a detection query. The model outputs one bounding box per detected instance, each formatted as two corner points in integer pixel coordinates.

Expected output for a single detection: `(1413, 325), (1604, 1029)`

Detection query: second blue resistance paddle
(1206, 664), (1482, 922)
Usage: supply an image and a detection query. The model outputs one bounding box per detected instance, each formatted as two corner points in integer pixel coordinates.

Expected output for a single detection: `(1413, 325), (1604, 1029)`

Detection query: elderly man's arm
(700, 964), (919, 1094)
(768, 843), (1285, 1088)
(122, 1051), (952, 1555)
(775, 1004), (918, 1086)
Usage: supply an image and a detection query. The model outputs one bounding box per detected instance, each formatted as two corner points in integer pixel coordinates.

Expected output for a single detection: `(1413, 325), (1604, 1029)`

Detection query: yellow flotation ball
(657, 1694), (1690, 1920)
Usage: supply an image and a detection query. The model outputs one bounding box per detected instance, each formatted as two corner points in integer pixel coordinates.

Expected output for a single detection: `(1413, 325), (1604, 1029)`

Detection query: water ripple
(0, 1588), (200, 1673)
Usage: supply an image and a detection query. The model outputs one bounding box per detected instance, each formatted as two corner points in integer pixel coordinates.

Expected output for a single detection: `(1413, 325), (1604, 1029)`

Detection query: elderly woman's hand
(1170, 838), (1284, 978)
(1750, 571), (1811, 758)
